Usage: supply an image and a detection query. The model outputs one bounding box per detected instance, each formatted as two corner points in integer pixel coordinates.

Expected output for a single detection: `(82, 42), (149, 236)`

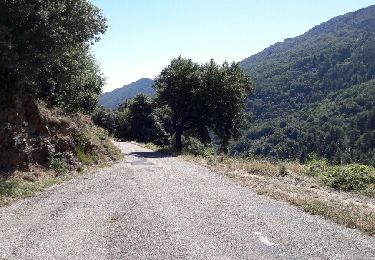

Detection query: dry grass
(0, 171), (69, 207)
(255, 186), (375, 236)
(185, 155), (375, 236)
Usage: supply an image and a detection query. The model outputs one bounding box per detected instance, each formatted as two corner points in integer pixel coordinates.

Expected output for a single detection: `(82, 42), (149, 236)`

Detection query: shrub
(73, 132), (97, 165)
(183, 137), (213, 157)
(76, 149), (95, 165)
(73, 132), (89, 152)
(47, 153), (68, 175)
(96, 128), (108, 141)
(321, 164), (375, 194)
(305, 155), (330, 176)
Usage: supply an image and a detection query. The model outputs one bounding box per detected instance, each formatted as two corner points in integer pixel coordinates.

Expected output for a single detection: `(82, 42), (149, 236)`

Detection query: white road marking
(254, 232), (275, 246)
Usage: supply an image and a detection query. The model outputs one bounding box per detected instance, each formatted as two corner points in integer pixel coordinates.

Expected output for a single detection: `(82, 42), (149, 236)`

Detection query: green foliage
(320, 164), (375, 195)
(155, 57), (253, 152)
(92, 107), (120, 136)
(304, 157), (375, 196)
(150, 105), (174, 145)
(0, 173), (68, 206)
(47, 153), (68, 175)
(73, 132), (96, 165)
(0, 0), (107, 113)
(94, 57), (252, 153)
(95, 128), (109, 141)
(235, 6), (375, 166)
(0, 178), (41, 199)
(234, 80), (375, 165)
(304, 155), (330, 175)
(183, 137), (213, 157)
(118, 94), (166, 143)
(76, 149), (95, 165)
(73, 132), (89, 152)
(92, 95), (171, 145)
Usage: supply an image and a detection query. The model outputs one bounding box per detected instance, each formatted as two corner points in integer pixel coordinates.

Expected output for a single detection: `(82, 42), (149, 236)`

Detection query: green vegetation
(236, 5), (375, 166)
(73, 132), (96, 165)
(0, 1), (122, 176)
(0, 174), (65, 206)
(306, 160), (375, 196)
(0, 0), (107, 113)
(183, 137), (213, 157)
(94, 57), (253, 153)
(321, 164), (375, 195)
(155, 57), (253, 152)
(93, 94), (171, 145)
(47, 153), (68, 175)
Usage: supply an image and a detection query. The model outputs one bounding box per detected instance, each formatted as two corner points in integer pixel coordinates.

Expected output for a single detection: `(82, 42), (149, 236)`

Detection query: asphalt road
(1, 142), (374, 259)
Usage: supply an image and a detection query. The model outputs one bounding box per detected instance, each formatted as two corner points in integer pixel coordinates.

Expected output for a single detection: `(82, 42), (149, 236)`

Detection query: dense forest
(235, 5), (375, 165)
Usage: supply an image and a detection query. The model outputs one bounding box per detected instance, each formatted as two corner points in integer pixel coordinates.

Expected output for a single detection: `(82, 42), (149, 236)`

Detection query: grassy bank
(0, 172), (68, 207)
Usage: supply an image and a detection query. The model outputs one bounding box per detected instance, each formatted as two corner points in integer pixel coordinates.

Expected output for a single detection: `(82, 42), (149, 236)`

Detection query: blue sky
(90, 0), (375, 92)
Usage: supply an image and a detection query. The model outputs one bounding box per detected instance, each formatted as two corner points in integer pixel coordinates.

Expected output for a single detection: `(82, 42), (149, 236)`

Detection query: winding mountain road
(1, 142), (374, 259)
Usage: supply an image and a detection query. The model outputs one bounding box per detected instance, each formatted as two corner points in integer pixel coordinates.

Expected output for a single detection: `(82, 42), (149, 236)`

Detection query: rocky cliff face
(0, 96), (120, 173)
(1, 97), (73, 172)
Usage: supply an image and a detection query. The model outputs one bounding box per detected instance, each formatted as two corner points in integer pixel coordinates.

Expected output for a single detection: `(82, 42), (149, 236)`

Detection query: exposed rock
(0, 97), (75, 172)
(0, 95), (121, 174)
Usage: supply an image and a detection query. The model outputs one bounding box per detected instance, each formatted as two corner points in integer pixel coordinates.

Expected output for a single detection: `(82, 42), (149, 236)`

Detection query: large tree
(0, 0), (107, 112)
(155, 57), (253, 152)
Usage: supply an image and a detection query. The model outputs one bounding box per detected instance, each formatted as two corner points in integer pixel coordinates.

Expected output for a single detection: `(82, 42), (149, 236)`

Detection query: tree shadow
(128, 151), (177, 159)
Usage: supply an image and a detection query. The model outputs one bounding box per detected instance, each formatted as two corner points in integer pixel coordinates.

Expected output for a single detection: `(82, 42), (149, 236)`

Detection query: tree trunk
(175, 128), (183, 153)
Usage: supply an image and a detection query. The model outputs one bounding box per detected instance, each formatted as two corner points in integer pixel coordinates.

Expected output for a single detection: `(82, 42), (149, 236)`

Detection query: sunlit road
(1, 142), (374, 259)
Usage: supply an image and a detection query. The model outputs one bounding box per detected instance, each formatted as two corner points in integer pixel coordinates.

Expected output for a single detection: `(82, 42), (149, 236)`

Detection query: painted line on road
(254, 232), (275, 246)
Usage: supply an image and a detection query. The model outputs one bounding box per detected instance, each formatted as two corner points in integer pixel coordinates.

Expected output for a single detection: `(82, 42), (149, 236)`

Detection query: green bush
(73, 132), (89, 151)
(73, 132), (96, 165)
(305, 155), (330, 176)
(76, 149), (95, 165)
(183, 137), (213, 157)
(96, 128), (108, 141)
(321, 164), (375, 194)
(47, 153), (68, 174)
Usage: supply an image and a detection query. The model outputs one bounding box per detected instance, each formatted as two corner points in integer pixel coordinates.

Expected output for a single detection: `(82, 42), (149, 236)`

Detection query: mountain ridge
(99, 78), (155, 109)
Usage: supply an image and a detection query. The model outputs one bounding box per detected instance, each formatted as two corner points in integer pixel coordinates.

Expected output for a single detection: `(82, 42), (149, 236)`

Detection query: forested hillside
(99, 78), (155, 109)
(236, 5), (375, 165)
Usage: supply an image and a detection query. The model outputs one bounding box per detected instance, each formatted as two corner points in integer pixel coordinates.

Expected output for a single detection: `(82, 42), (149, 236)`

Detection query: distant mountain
(235, 5), (375, 165)
(99, 78), (155, 109)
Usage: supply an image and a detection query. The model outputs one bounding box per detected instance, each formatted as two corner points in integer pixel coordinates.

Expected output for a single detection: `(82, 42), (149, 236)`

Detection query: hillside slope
(236, 5), (375, 165)
(98, 78), (155, 109)
(0, 97), (121, 173)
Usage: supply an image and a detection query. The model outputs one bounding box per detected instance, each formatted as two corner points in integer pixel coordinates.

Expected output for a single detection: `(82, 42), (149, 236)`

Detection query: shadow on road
(128, 151), (176, 159)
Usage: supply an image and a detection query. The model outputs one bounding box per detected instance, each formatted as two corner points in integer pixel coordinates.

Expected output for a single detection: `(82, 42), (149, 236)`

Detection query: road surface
(1, 142), (374, 259)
